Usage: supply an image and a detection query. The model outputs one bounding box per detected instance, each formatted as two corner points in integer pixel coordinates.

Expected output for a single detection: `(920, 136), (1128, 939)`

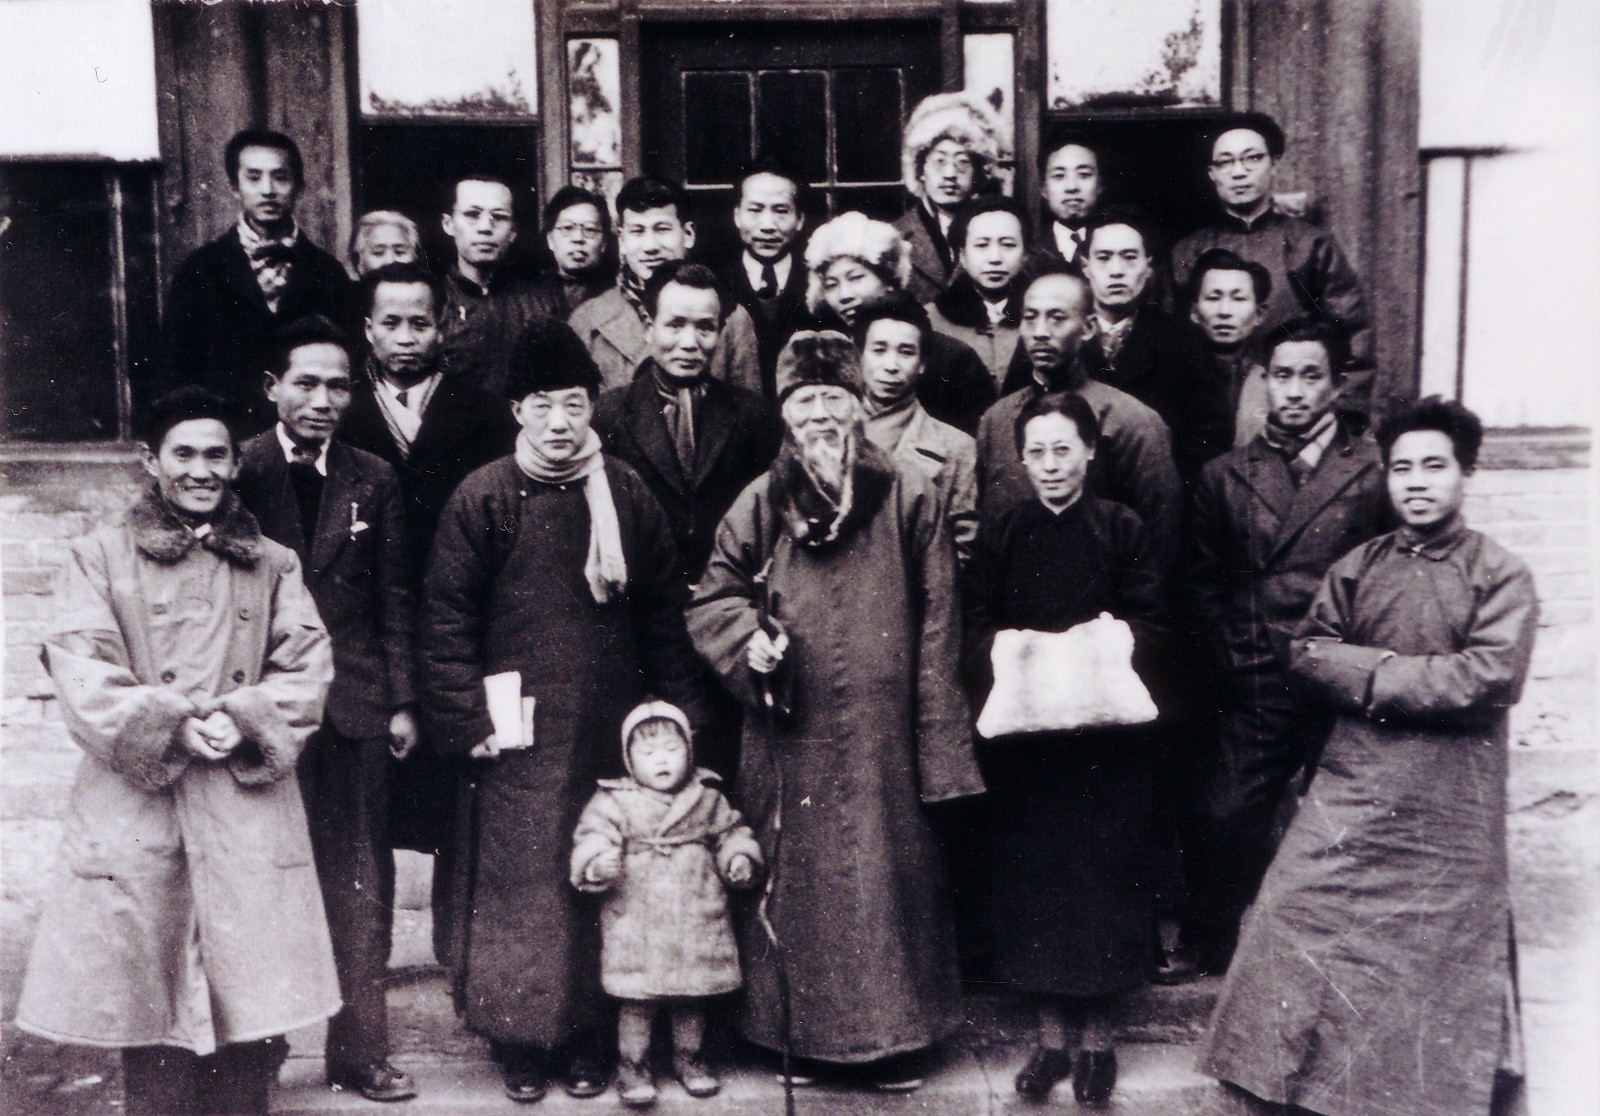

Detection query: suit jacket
(1188, 425), (1390, 672)
(865, 400), (978, 567)
(592, 364), (781, 582)
(1080, 307), (1235, 483)
(718, 254), (811, 400)
(336, 372), (519, 583)
(893, 205), (955, 304)
(153, 229), (355, 434)
(569, 285), (764, 396)
(236, 434), (417, 738)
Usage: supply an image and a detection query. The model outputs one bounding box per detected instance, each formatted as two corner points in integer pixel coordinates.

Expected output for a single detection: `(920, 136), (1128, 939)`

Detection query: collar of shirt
(982, 294), (1010, 327)
(275, 423), (329, 476)
(376, 371), (441, 415)
(743, 251), (792, 293)
(1052, 221), (1085, 257)
(1092, 311), (1136, 346)
(237, 216), (299, 255)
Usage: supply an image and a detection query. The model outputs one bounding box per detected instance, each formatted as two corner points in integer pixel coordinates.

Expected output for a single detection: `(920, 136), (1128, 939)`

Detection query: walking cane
(751, 558), (797, 1116)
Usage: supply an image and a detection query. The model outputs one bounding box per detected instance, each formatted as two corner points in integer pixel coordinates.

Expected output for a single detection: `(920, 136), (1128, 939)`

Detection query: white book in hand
(483, 671), (535, 750)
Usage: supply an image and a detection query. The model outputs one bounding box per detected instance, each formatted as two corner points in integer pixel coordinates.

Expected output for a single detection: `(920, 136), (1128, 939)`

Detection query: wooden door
(639, 19), (942, 267)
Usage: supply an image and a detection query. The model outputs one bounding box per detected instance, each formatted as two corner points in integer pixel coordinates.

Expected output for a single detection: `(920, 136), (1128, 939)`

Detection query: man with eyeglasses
(533, 185), (614, 319)
(1171, 113), (1373, 420)
(437, 172), (562, 397)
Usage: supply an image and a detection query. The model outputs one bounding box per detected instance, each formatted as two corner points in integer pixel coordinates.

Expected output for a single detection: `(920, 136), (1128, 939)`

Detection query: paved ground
(2, 459), (1595, 1114)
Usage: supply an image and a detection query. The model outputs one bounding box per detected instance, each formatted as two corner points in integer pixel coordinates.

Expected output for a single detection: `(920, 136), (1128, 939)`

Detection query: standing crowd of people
(15, 92), (1537, 1116)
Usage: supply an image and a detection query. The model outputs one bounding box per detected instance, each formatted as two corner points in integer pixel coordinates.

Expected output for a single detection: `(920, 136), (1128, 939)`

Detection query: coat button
(160, 670), (176, 684)
(238, 608), (252, 621)
(232, 670), (246, 684)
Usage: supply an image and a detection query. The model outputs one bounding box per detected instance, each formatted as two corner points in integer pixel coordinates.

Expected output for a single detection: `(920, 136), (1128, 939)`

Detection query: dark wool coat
(235, 435), (417, 739)
(962, 493), (1166, 996)
(687, 442), (983, 1063)
(593, 364), (781, 583)
(1188, 426), (1390, 673)
(926, 273), (1022, 393)
(437, 270), (564, 398)
(1171, 204), (1374, 416)
(893, 204), (956, 304)
(571, 768), (762, 1000)
(337, 373), (519, 586)
(975, 372), (1183, 581)
(16, 488), (339, 1052)
(421, 456), (705, 1047)
(718, 256), (812, 401)
(1079, 307), (1235, 482)
(1200, 520), (1539, 1116)
(152, 229), (355, 434)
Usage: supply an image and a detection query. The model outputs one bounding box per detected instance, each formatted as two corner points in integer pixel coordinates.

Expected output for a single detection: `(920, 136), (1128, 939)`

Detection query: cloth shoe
(498, 1052), (548, 1105)
(1013, 1046), (1074, 1101)
(1072, 1049), (1117, 1107)
(865, 1051), (925, 1093)
(616, 1059), (657, 1109)
(671, 1052), (721, 1098)
(326, 1059), (418, 1103)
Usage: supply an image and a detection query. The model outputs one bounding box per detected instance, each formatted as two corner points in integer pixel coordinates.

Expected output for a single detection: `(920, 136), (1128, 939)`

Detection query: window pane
(757, 71), (827, 184)
(684, 72), (751, 185)
(830, 186), (905, 225)
(359, 0), (537, 117)
(834, 69), (903, 183)
(0, 166), (121, 441)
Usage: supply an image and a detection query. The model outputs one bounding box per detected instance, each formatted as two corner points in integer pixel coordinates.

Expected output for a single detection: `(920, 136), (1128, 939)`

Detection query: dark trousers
(298, 724), (395, 1070)
(122, 1037), (286, 1115)
(1187, 667), (1325, 955)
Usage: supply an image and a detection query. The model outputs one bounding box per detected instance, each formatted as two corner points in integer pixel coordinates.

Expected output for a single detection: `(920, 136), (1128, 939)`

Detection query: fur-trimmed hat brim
(901, 91), (1013, 198)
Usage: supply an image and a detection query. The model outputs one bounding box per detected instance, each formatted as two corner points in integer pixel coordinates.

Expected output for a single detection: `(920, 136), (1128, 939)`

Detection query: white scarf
(514, 428), (627, 604)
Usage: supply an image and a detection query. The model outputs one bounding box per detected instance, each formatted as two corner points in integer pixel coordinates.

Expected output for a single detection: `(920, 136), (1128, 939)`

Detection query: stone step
(272, 1039), (1244, 1116)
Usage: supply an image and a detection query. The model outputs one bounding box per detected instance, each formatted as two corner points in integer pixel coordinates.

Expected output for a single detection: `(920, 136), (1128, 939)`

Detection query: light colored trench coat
(15, 490), (340, 1054)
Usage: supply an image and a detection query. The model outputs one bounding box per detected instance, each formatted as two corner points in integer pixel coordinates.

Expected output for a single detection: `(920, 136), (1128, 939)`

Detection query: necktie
(288, 445), (323, 537)
(396, 389), (409, 409)
(669, 387), (696, 471)
(757, 263), (779, 299)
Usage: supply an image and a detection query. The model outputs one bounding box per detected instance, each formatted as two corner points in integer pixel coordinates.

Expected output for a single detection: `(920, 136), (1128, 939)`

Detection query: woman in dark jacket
(962, 390), (1167, 1107)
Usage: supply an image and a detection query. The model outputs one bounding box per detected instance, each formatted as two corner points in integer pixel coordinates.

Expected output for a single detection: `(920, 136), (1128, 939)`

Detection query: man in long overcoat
(420, 318), (705, 1102)
(16, 388), (338, 1115)
(234, 316), (420, 1102)
(1183, 317), (1390, 973)
(686, 331), (983, 1089)
(1200, 398), (1539, 1116)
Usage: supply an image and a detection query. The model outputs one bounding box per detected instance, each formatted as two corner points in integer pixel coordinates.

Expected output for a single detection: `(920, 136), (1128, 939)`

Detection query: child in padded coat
(571, 700), (763, 1108)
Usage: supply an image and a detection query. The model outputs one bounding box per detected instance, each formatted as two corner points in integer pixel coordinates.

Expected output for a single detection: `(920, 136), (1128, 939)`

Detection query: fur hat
(504, 317), (602, 400)
(774, 331), (863, 404)
(901, 91), (1013, 199)
(803, 212), (912, 315)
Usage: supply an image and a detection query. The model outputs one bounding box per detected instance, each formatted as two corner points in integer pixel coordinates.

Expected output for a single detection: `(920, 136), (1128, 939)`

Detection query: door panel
(641, 19), (941, 268)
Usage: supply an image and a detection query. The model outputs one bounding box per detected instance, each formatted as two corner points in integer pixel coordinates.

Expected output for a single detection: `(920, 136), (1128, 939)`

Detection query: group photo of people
(6, 20), (1559, 1114)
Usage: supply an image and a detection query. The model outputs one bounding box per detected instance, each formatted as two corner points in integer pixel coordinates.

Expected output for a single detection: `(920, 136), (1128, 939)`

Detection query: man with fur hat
(1170, 111), (1373, 418)
(805, 210), (995, 434)
(894, 91), (1012, 303)
(16, 387), (338, 1115)
(571, 699), (763, 1108)
(687, 331), (983, 1091)
(421, 317), (707, 1103)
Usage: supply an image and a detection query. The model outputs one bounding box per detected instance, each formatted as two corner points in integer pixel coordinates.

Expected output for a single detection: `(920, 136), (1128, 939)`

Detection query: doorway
(639, 19), (942, 268)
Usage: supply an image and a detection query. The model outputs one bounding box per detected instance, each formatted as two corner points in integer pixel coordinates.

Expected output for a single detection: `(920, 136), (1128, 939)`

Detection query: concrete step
(273, 1040), (1241, 1115)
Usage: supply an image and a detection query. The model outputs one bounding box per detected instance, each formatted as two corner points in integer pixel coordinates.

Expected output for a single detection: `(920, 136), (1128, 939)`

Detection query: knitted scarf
(514, 428), (627, 603)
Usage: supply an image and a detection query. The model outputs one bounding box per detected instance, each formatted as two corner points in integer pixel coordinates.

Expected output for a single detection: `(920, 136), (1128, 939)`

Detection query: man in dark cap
(1170, 112), (1373, 418)
(687, 331), (983, 1092)
(421, 317), (706, 1104)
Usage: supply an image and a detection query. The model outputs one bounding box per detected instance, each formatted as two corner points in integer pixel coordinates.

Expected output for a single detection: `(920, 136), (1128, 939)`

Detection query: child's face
(628, 722), (690, 792)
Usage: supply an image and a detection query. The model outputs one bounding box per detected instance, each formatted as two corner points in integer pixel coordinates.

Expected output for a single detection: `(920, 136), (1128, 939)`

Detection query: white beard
(797, 428), (852, 501)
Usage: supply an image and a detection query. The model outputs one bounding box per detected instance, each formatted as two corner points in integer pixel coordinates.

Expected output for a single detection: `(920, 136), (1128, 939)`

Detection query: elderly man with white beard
(687, 331), (983, 1092)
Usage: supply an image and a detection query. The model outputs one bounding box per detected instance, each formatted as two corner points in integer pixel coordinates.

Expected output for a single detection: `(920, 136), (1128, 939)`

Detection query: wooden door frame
(538, 0), (1041, 205)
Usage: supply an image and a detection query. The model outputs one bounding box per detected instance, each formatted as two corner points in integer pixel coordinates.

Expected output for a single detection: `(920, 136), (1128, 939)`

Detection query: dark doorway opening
(640, 19), (943, 269)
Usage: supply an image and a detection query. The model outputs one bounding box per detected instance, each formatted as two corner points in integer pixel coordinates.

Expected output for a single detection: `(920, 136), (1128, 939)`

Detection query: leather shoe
(1072, 1048), (1117, 1107)
(564, 1054), (611, 1099)
(1014, 1046), (1073, 1101)
(501, 1063), (548, 1104)
(327, 1060), (418, 1102)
